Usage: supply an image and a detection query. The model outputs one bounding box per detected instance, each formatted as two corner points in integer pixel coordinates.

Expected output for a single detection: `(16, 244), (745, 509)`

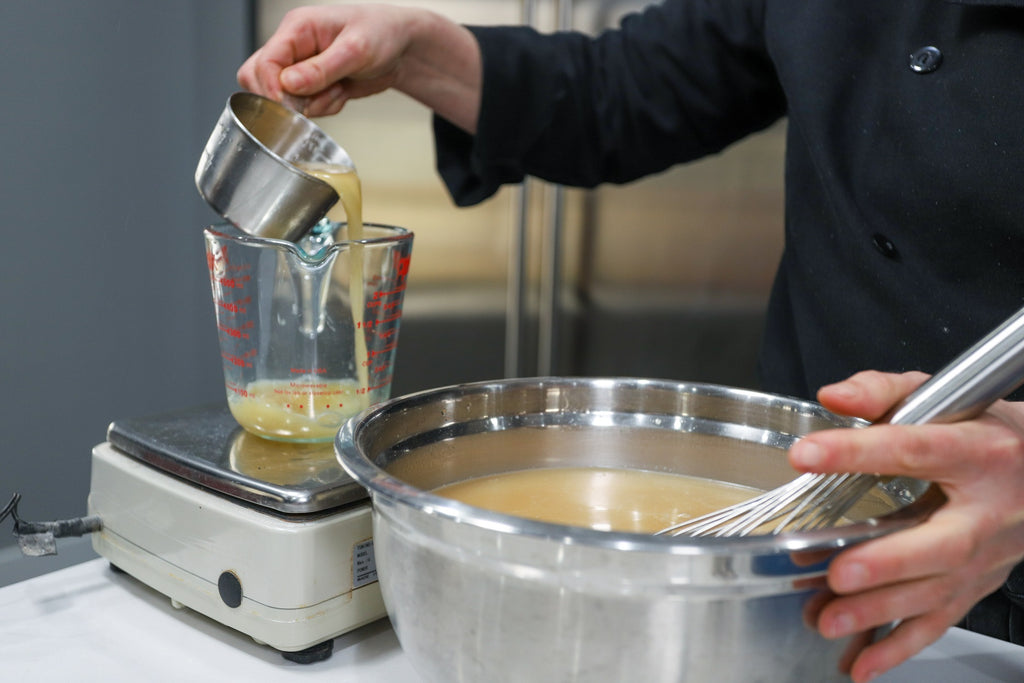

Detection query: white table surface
(1, 558), (1021, 682)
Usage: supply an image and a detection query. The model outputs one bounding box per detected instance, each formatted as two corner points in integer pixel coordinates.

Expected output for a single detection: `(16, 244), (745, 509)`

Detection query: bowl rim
(335, 376), (944, 556)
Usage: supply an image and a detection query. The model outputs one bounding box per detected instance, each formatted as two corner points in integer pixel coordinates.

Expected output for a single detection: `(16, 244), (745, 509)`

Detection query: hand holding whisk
(657, 303), (1024, 537)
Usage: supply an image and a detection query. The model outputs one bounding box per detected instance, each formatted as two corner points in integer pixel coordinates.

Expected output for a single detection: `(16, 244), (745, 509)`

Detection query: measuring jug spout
(204, 222), (413, 443)
(286, 247), (337, 337)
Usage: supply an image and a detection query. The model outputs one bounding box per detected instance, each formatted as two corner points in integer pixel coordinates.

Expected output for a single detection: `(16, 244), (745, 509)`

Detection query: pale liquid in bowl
(434, 467), (762, 533)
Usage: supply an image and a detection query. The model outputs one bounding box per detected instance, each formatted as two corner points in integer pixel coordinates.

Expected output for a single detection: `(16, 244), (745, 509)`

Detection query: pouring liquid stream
(227, 162), (371, 440)
(297, 161), (371, 398)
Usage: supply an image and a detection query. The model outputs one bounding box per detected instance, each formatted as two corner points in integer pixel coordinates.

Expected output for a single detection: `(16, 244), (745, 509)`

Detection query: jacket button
(871, 233), (901, 261)
(910, 46), (943, 73)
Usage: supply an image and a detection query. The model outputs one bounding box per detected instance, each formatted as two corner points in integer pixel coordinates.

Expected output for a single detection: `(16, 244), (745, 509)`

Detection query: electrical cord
(1, 492), (102, 557)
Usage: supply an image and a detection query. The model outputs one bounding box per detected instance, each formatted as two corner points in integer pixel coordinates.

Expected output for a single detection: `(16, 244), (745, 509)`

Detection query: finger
(238, 46), (285, 99)
(245, 14), (324, 100)
(298, 83), (348, 117)
(827, 505), (981, 594)
(279, 25), (379, 96)
(821, 560), (1013, 681)
(838, 628), (877, 677)
(832, 511), (1019, 599)
(816, 370), (930, 421)
(801, 586), (834, 629)
(844, 611), (959, 683)
(819, 571), (958, 637)
(237, 50), (260, 91)
(789, 418), (1001, 481)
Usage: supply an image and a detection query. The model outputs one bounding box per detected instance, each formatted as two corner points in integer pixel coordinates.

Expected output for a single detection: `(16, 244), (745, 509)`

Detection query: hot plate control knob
(218, 570), (243, 608)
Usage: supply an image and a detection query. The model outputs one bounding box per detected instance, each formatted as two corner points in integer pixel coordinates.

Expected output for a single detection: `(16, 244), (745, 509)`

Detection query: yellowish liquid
(434, 467), (760, 533)
(229, 162), (371, 441)
(299, 162), (363, 237)
(298, 162), (369, 392)
(228, 378), (369, 442)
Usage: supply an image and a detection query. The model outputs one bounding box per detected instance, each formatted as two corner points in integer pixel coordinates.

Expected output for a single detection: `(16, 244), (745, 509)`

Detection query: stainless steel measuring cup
(205, 222), (413, 442)
(195, 92), (355, 242)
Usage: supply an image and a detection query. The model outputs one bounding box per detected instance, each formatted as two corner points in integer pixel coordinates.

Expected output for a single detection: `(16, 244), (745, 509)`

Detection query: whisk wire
(656, 473), (871, 538)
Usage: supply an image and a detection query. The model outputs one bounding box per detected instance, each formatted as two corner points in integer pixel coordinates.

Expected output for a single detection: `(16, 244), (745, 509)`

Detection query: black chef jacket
(431, 0), (1024, 647)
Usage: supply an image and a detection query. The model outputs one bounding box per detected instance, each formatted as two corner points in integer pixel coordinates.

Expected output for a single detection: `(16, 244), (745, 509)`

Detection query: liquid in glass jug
(205, 222), (413, 442)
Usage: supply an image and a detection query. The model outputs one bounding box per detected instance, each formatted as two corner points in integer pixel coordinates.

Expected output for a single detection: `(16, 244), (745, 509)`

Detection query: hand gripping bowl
(335, 377), (942, 683)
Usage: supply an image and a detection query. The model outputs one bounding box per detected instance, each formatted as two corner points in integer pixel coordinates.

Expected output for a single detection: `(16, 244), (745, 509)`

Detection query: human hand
(789, 370), (1024, 682)
(238, 4), (415, 116)
(237, 4), (481, 130)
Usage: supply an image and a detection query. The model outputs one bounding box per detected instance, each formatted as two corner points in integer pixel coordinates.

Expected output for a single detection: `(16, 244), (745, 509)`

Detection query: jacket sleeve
(434, 0), (786, 206)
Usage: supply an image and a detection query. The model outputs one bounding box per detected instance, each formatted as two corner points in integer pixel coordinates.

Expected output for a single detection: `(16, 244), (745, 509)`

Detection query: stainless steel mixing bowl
(335, 377), (941, 683)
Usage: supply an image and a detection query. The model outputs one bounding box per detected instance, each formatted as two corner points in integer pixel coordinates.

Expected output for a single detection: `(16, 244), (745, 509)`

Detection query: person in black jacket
(238, 2), (1024, 680)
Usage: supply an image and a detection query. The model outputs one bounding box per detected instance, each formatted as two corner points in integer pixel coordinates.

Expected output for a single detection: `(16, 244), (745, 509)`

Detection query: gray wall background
(0, 2), (252, 577)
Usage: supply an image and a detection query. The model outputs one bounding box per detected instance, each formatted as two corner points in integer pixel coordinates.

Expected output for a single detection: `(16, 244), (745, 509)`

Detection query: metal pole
(536, 0), (573, 375)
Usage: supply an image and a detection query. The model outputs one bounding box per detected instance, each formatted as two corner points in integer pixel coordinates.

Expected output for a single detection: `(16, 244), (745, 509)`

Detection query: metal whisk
(657, 304), (1024, 537)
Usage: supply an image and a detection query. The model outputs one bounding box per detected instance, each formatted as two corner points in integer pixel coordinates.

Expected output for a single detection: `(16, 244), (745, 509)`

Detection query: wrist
(393, 9), (482, 133)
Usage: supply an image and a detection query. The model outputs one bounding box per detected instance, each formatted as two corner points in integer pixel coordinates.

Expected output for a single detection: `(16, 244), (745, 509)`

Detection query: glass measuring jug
(205, 222), (413, 442)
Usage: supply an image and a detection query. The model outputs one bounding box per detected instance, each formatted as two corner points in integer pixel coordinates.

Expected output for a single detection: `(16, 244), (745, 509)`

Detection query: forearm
(432, 2), (785, 206)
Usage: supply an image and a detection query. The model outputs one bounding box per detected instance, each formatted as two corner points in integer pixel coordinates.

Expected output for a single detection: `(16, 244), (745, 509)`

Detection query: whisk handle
(888, 304), (1024, 426)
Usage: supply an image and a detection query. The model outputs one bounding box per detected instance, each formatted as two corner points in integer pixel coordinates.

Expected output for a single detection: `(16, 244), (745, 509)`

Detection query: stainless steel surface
(538, 184), (564, 375)
(536, 0), (573, 376)
(505, 182), (530, 378)
(107, 405), (367, 514)
(663, 302), (1024, 537)
(195, 92), (354, 242)
(887, 303), (1024, 425)
(336, 377), (940, 683)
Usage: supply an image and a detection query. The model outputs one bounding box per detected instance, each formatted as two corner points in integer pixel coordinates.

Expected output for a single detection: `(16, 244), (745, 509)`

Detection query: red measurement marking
(368, 342), (397, 358)
(357, 313), (403, 328)
(216, 296), (251, 314)
(356, 378), (392, 394)
(371, 283), (407, 299)
(221, 352), (253, 368)
(218, 325), (250, 340)
(392, 253), (411, 281)
(207, 246), (230, 273)
(215, 275), (251, 289)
